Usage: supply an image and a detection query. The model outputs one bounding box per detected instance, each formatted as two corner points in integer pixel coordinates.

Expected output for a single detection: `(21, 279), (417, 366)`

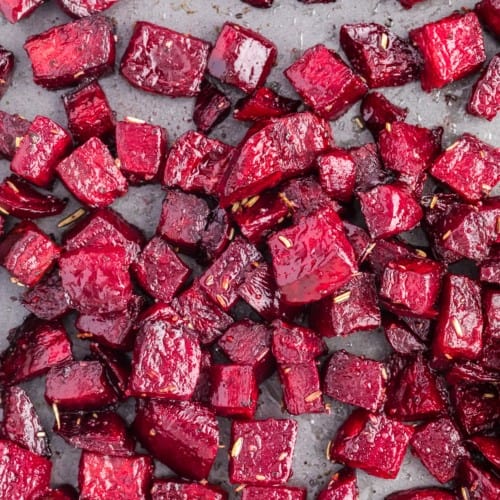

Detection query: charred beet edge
(0, 45), (14, 98)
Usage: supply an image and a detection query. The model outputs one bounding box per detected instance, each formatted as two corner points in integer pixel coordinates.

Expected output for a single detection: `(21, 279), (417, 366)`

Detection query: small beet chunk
(386, 488), (456, 500)
(317, 468), (358, 500)
(350, 142), (392, 193)
(469, 436), (500, 469)
(151, 480), (227, 500)
(316, 148), (357, 202)
(383, 318), (426, 355)
(0, 111), (31, 159)
(457, 458), (500, 500)
(361, 92), (408, 137)
(242, 486), (306, 500)
(476, 0), (500, 38)
(0, 0), (44, 23)
(57, 0), (119, 18)
(467, 54), (500, 121)
(0, 45), (14, 98)
(193, 80), (231, 133)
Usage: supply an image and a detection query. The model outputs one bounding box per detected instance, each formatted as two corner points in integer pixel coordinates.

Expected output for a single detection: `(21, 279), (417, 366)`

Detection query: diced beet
(328, 410), (413, 479)
(24, 15), (116, 89)
(242, 486), (305, 500)
(478, 198), (500, 244)
(207, 22), (276, 93)
(446, 359), (499, 386)
(476, 0), (500, 38)
(480, 259), (500, 284)
(56, 137), (128, 208)
(89, 343), (130, 397)
(45, 360), (118, 410)
(316, 148), (356, 202)
(410, 417), (468, 483)
(469, 436), (500, 469)
(386, 488), (456, 500)
(200, 206), (233, 261)
(340, 23), (421, 88)
(151, 480), (227, 500)
(11, 115), (72, 188)
(430, 134), (500, 202)
(383, 318), (426, 355)
(242, 0), (273, 6)
(268, 205), (357, 304)
(311, 272), (381, 337)
(2, 385), (50, 456)
(365, 238), (413, 279)
(361, 92), (408, 137)
(59, 245), (132, 314)
(193, 349), (214, 404)
(56, 411), (134, 456)
(285, 44), (368, 119)
(0, 45), (14, 98)
(467, 54), (500, 121)
(343, 221), (372, 263)
(79, 452), (153, 500)
(120, 21), (210, 97)
(400, 316), (432, 342)
(193, 80), (231, 133)
(0, 0), (44, 23)
(0, 221), (60, 287)
(57, 0), (119, 18)
(410, 12), (486, 91)
(134, 399), (219, 480)
(0, 440), (51, 498)
(317, 469), (358, 500)
(62, 80), (115, 144)
(457, 458), (500, 500)
(229, 418), (298, 485)
(0, 111), (31, 159)
(350, 142), (392, 193)
(219, 112), (332, 207)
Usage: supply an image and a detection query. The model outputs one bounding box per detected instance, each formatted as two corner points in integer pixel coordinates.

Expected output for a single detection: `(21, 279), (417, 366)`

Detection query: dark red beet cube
(468, 54), (500, 121)
(243, 486), (305, 500)
(323, 350), (387, 411)
(350, 142), (392, 192)
(272, 320), (325, 363)
(134, 399), (219, 480)
(316, 148), (356, 202)
(0, 0), (44, 23)
(480, 258), (500, 284)
(284, 44), (368, 119)
(229, 418), (298, 485)
(340, 23), (421, 88)
(24, 15), (116, 89)
(11, 115), (72, 188)
(62, 80), (115, 143)
(0, 221), (60, 287)
(151, 480), (227, 500)
(383, 318), (426, 355)
(317, 469), (358, 500)
(364, 238), (413, 279)
(120, 21), (210, 97)
(193, 80), (231, 133)
(89, 343), (130, 397)
(476, 0), (500, 38)
(457, 458), (500, 500)
(268, 205), (357, 304)
(242, 0), (273, 6)
(386, 488), (456, 500)
(207, 22), (277, 93)
(57, 0), (119, 18)
(328, 410), (413, 479)
(0, 45), (14, 99)
(78, 452), (153, 500)
(361, 92), (408, 137)
(56, 137), (128, 207)
(0, 111), (31, 159)
(469, 436), (500, 469)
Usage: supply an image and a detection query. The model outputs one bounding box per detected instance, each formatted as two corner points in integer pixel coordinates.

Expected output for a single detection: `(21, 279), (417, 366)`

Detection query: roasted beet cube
(476, 0), (500, 38)
(328, 410), (413, 479)
(361, 92), (408, 137)
(340, 23), (421, 88)
(57, 0), (119, 18)
(323, 350), (387, 411)
(386, 488), (456, 500)
(151, 480), (227, 500)
(11, 115), (72, 188)
(457, 458), (500, 500)
(317, 469), (358, 500)
(0, 110), (31, 159)
(202, 207), (233, 261)
(79, 452), (153, 500)
(24, 15), (116, 89)
(364, 238), (413, 279)
(0, 45), (14, 98)
(193, 80), (231, 133)
(0, 221), (60, 287)
(469, 436), (500, 469)
(121, 21), (210, 97)
(480, 258), (500, 285)
(62, 80), (115, 143)
(56, 137), (128, 207)
(207, 22), (277, 93)
(383, 318), (426, 355)
(89, 343), (130, 397)
(285, 44), (367, 119)
(268, 205), (357, 304)
(350, 141), (392, 192)
(316, 148), (356, 202)
(467, 54), (500, 121)
(229, 418), (297, 485)
(134, 399), (219, 480)
(242, 486), (305, 500)
(0, 0), (44, 22)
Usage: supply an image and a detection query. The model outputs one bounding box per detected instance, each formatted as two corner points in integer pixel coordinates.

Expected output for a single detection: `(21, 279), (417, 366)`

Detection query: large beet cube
(268, 205), (357, 304)
(24, 15), (116, 89)
(468, 54), (500, 121)
(316, 148), (357, 202)
(328, 410), (413, 479)
(151, 480), (227, 500)
(0, 111), (31, 159)
(285, 44), (367, 119)
(57, 0), (119, 18)
(386, 488), (456, 500)
(134, 399), (219, 480)
(120, 21), (210, 97)
(207, 22), (277, 93)
(242, 486), (306, 499)
(229, 418), (298, 485)
(193, 80), (231, 133)
(0, 45), (14, 98)
(317, 469), (358, 500)
(361, 92), (409, 138)
(457, 458), (500, 500)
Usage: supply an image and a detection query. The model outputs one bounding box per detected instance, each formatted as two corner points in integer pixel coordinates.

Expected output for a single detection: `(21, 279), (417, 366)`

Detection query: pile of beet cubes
(0, 0), (499, 498)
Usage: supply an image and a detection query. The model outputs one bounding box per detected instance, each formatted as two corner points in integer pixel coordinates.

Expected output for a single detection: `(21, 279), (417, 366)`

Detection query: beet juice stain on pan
(0, 0), (499, 498)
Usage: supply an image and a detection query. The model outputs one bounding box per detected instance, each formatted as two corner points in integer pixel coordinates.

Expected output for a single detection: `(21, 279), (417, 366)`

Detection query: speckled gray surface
(0, 0), (498, 498)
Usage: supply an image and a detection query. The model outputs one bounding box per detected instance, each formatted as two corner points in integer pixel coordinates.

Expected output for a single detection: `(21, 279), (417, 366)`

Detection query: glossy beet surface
(0, 110), (31, 159)
(468, 54), (500, 120)
(0, 0), (44, 23)
(193, 80), (231, 133)
(0, 45), (14, 98)
(317, 468), (358, 500)
(234, 87), (300, 121)
(361, 92), (408, 137)
(272, 320), (325, 363)
(57, 0), (119, 18)
(151, 480), (227, 500)
(242, 485), (306, 500)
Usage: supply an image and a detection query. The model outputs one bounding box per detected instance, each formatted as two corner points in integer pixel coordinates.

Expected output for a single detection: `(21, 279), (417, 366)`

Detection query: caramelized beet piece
(121, 21), (210, 97)
(24, 15), (116, 89)
(229, 418), (298, 485)
(383, 318), (426, 355)
(285, 44), (367, 119)
(0, 111), (31, 159)
(350, 142), (392, 192)
(89, 343), (130, 397)
(272, 320), (325, 363)
(0, 0), (44, 23)
(242, 486), (306, 500)
(468, 54), (500, 121)
(457, 458), (500, 500)
(469, 436), (500, 468)
(0, 45), (14, 98)
(361, 92), (408, 137)
(480, 259), (500, 284)
(365, 238), (413, 279)
(57, 0), (119, 18)
(134, 399), (219, 480)
(476, 0), (500, 38)
(386, 488), (456, 500)
(317, 469), (358, 500)
(151, 480), (227, 500)
(316, 148), (356, 202)
(193, 80), (231, 133)
(340, 23), (421, 88)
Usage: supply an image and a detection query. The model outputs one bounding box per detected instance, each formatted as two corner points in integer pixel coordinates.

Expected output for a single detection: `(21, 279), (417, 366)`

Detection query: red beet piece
(410, 12), (486, 91)
(242, 0), (273, 6)
(79, 452), (153, 500)
(365, 238), (413, 279)
(62, 80), (115, 143)
(340, 23), (421, 88)
(0, 0), (44, 23)
(0, 45), (14, 98)
(383, 318), (426, 355)
(45, 360), (118, 410)
(59, 245), (132, 314)
(0, 440), (51, 498)
(193, 80), (231, 133)
(386, 488), (456, 500)
(399, 0), (427, 7)
(476, 0), (500, 38)
(469, 436), (500, 469)
(430, 134), (500, 202)
(151, 480), (227, 500)
(220, 112), (332, 207)
(24, 15), (115, 89)
(328, 410), (413, 479)
(411, 417), (468, 483)
(115, 118), (167, 184)
(134, 399), (219, 480)
(0, 111), (31, 159)
(457, 458), (500, 500)
(323, 350), (387, 412)
(242, 486), (305, 500)
(316, 148), (356, 202)
(311, 272), (381, 337)
(2, 385), (50, 456)
(89, 343), (130, 397)
(268, 205), (357, 304)
(359, 183), (423, 239)
(56, 137), (128, 208)
(0, 318), (72, 384)
(207, 22), (276, 93)
(350, 142), (392, 192)
(342, 221), (372, 264)
(480, 258), (500, 284)
(285, 44), (367, 119)
(121, 21), (210, 97)
(317, 469), (358, 500)
(361, 92), (408, 138)
(0, 221), (60, 287)
(467, 54), (500, 121)
(210, 364), (259, 418)
(56, 411), (134, 456)
(229, 418), (298, 485)
(11, 115), (72, 188)
(44, 486), (78, 499)
(57, 0), (119, 18)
